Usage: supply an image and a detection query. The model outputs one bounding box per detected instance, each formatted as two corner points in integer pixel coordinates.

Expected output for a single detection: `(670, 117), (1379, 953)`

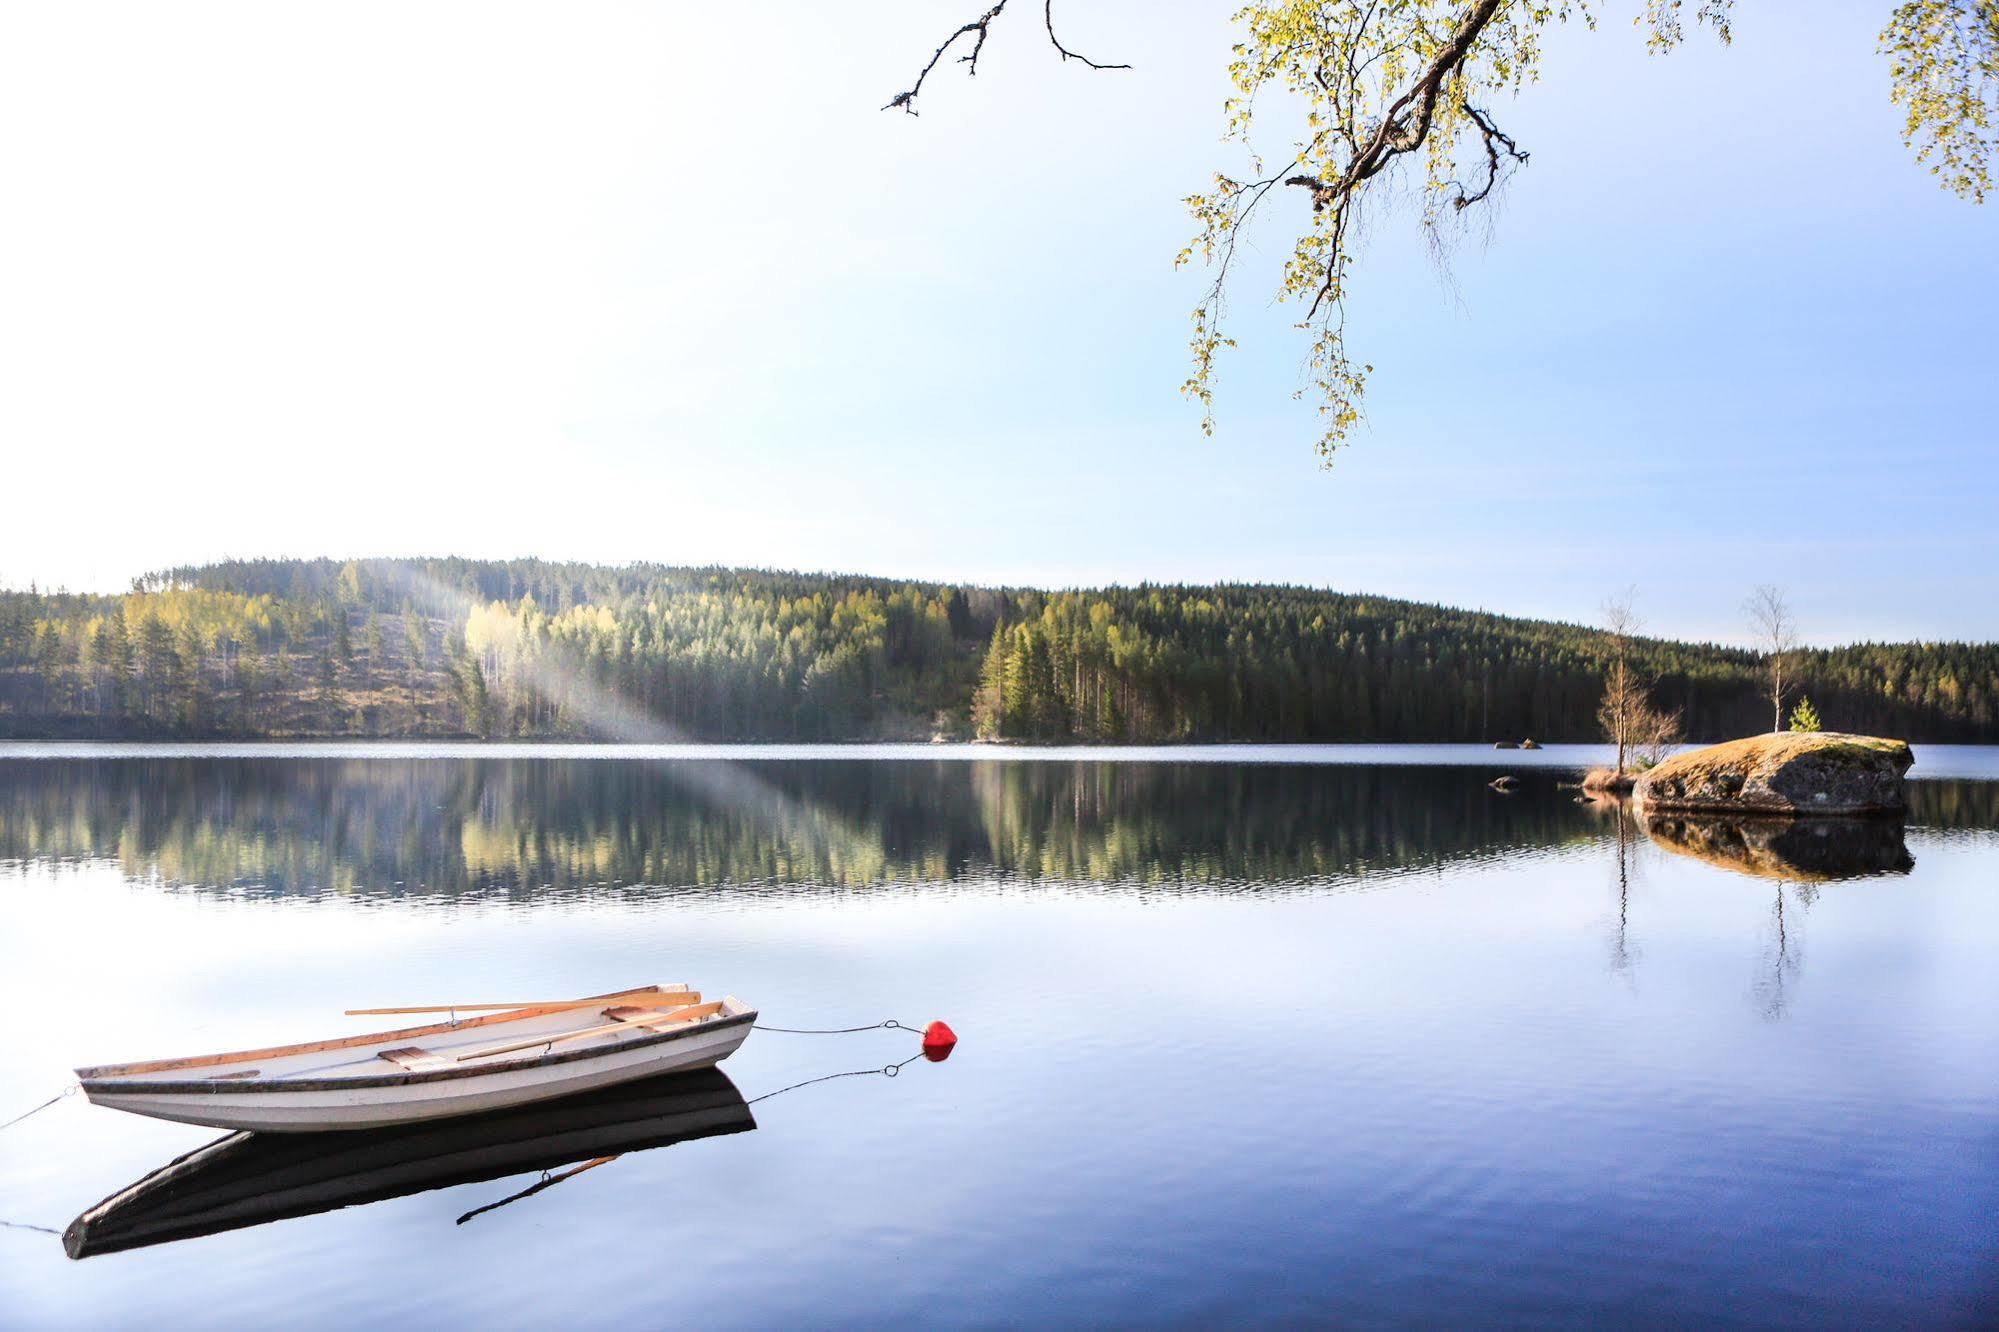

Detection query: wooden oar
(453, 1002), (724, 1063)
(345, 986), (689, 1017)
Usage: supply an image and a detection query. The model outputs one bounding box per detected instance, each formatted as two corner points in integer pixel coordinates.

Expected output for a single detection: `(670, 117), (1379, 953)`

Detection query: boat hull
(80, 1006), (754, 1133)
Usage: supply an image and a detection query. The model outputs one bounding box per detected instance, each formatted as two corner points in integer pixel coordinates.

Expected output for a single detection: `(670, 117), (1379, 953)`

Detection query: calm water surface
(0, 746), (1994, 1328)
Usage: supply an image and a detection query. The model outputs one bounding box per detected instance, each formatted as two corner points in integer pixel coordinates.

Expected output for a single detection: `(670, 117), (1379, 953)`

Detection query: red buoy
(920, 1020), (958, 1062)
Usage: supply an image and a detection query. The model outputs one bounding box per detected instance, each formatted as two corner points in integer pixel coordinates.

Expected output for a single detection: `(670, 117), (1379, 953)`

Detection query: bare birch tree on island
(1594, 589), (1681, 785)
(1599, 591), (1645, 778)
(1744, 584), (1799, 733)
(888, 1), (1999, 459)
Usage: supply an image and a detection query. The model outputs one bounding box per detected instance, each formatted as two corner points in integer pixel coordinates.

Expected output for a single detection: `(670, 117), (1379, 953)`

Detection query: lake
(1, 745), (1995, 1328)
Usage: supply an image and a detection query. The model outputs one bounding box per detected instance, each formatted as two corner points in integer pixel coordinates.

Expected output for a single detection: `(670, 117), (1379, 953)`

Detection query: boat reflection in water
(64, 1068), (753, 1259)
(1637, 812), (1916, 882)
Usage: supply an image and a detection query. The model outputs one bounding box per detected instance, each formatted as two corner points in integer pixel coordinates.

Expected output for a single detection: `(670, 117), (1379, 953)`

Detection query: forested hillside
(1, 558), (1994, 743)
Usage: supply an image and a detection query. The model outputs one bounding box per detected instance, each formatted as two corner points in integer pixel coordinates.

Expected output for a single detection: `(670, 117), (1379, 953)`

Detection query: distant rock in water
(1633, 732), (1913, 816)
(1519, 739), (1541, 750)
(1640, 812), (1915, 882)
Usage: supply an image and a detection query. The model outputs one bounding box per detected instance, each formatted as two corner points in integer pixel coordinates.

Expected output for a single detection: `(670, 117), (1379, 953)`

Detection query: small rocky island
(1633, 732), (1914, 815)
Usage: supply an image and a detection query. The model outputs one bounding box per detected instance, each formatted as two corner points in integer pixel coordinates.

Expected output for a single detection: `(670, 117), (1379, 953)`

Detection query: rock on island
(1632, 732), (1913, 816)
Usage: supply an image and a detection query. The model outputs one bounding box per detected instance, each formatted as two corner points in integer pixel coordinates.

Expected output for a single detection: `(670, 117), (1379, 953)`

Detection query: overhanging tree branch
(1043, 0), (1130, 70)
(883, 3), (1008, 114)
(884, 0), (1128, 116)
(882, 0), (1989, 461)
(1448, 102), (1529, 210)
(1302, 0), (1507, 206)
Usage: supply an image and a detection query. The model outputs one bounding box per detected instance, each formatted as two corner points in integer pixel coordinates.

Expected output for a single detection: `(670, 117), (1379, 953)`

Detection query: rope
(0, 1084), (75, 1134)
(0, 1219), (61, 1237)
(455, 1048), (933, 1223)
(751, 1019), (920, 1035)
(748, 1052), (925, 1105)
(455, 1155), (619, 1225)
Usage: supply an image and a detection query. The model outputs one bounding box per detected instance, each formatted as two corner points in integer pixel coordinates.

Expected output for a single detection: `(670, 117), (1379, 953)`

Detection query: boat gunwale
(73, 985), (672, 1078)
(78, 1008), (755, 1096)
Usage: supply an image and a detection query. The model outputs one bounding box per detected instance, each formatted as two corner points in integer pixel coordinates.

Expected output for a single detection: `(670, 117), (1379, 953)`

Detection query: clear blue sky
(0, 1), (1991, 645)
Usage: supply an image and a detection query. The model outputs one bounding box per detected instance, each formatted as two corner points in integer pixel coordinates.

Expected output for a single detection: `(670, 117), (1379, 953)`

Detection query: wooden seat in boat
(365, 1001), (727, 1073)
(371, 997), (712, 1073)
(605, 1002), (722, 1025)
(440, 1002), (728, 1066)
(377, 1046), (454, 1073)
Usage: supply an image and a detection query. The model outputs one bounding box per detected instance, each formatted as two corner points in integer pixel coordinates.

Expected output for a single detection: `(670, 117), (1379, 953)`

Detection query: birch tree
(890, 2), (1998, 457)
(1744, 584), (1799, 732)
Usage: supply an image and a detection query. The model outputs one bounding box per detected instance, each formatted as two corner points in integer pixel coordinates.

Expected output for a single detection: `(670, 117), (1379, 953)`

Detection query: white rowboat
(74, 985), (756, 1133)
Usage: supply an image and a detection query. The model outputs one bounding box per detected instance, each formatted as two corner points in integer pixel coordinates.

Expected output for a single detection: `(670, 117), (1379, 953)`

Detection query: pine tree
(135, 615), (179, 722)
(362, 612), (382, 691)
(236, 650), (261, 731)
(972, 626), (1008, 739)
(314, 647), (342, 731)
(402, 610), (427, 730)
(32, 621), (64, 712)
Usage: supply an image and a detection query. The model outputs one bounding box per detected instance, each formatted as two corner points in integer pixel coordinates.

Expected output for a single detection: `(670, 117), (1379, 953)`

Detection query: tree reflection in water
(1574, 792), (1645, 980)
(1633, 803), (1920, 1020)
(0, 758), (1608, 900)
(0, 756), (1970, 1023)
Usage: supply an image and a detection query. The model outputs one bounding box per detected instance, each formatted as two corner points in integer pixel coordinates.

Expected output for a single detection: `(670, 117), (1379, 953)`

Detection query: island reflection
(1638, 812), (1916, 882)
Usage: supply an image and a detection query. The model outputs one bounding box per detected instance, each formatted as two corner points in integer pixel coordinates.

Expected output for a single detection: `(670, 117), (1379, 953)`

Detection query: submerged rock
(1633, 732), (1913, 816)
